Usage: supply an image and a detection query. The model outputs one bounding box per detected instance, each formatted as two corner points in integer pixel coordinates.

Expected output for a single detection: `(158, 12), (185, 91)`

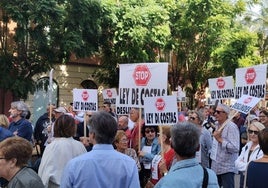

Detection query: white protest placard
(73, 89), (98, 112)
(102, 88), (117, 104)
(235, 64), (267, 99)
(144, 95), (178, 126)
(208, 76), (235, 100)
(119, 63), (168, 107)
(115, 96), (132, 115)
(231, 95), (261, 114)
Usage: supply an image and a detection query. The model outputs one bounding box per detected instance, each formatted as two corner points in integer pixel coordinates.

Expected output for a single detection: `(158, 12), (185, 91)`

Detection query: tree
(241, 0), (268, 63)
(94, 0), (261, 108)
(212, 30), (261, 77)
(166, 0), (260, 108)
(0, 0), (102, 99)
(94, 0), (171, 87)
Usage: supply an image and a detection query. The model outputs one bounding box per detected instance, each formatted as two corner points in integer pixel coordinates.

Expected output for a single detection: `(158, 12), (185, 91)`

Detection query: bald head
(118, 116), (128, 130)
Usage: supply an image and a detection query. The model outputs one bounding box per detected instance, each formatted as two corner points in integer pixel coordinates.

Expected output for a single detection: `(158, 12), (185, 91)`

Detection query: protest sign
(119, 63), (168, 107)
(231, 95), (261, 114)
(144, 95), (178, 125)
(102, 88), (117, 104)
(208, 76), (235, 100)
(73, 89), (98, 112)
(115, 96), (132, 115)
(235, 64), (267, 99)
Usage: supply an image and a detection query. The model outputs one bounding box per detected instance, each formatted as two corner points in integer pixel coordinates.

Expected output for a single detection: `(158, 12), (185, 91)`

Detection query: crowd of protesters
(1, 100), (268, 188)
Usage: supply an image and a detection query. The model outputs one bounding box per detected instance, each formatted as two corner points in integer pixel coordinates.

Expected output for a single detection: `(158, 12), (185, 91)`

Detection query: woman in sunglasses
(235, 121), (265, 188)
(246, 128), (268, 188)
(139, 125), (161, 188)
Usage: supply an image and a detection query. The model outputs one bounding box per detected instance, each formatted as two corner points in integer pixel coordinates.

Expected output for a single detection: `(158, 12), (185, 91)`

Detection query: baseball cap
(54, 107), (67, 113)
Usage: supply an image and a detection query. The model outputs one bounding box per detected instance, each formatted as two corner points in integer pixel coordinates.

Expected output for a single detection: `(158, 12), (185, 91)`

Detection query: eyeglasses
(119, 138), (128, 143)
(248, 130), (259, 135)
(215, 110), (226, 114)
(145, 129), (155, 134)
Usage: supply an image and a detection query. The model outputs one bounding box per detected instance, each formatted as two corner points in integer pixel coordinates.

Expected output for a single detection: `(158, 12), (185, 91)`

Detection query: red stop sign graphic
(82, 90), (89, 101)
(245, 68), (256, 84)
(216, 78), (225, 89)
(132, 65), (151, 86)
(243, 97), (252, 104)
(106, 89), (112, 98)
(155, 98), (165, 111)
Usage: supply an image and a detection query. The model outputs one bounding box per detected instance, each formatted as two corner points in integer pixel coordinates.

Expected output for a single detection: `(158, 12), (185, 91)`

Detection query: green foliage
(212, 31), (260, 77)
(0, 0), (102, 99)
(94, 0), (171, 87)
(0, 0), (264, 106)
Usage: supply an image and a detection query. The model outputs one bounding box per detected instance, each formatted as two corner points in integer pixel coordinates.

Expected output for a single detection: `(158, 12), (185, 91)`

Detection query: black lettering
(131, 88), (139, 105)
(116, 107), (131, 115)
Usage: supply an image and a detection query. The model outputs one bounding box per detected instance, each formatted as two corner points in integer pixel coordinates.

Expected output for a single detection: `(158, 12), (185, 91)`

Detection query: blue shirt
(0, 127), (13, 142)
(8, 118), (33, 141)
(60, 144), (140, 188)
(247, 161), (268, 188)
(140, 137), (161, 163)
(155, 158), (219, 188)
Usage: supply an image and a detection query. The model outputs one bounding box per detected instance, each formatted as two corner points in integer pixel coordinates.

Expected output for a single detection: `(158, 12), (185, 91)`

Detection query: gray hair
(192, 110), (204, 124)
(171, 121), (201, 158)
(217, 104), (230, 114)
(11, 101), (29, 118)
(89, 111), (118, 144)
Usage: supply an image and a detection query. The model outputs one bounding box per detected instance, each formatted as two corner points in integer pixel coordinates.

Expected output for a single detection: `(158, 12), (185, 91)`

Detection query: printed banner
(115, 96), (132, 115)
(231, 95), (261, 114)
(102, 88), (117, 104)
(73, 89), (98, 112)
(119, 63), (168, 107)
(208, 76), (235, 100)
(144, 95), (178, 125)
(235, 64), (267, 99)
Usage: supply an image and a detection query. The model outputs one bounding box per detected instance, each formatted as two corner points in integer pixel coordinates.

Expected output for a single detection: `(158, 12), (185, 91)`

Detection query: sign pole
(138, 108), (142, 152)
(84, 113), (87, 137)
(49, 69), (54, 126)
(218, 111), (238, 132)
(159, 125), (164, 159)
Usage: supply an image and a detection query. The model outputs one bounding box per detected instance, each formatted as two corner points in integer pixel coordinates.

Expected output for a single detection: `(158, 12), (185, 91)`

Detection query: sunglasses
(145, 129), (155, 134)
(189, 116), (197, 121)
(248, 130), (259, 135)
(215, 110), (225, 114)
